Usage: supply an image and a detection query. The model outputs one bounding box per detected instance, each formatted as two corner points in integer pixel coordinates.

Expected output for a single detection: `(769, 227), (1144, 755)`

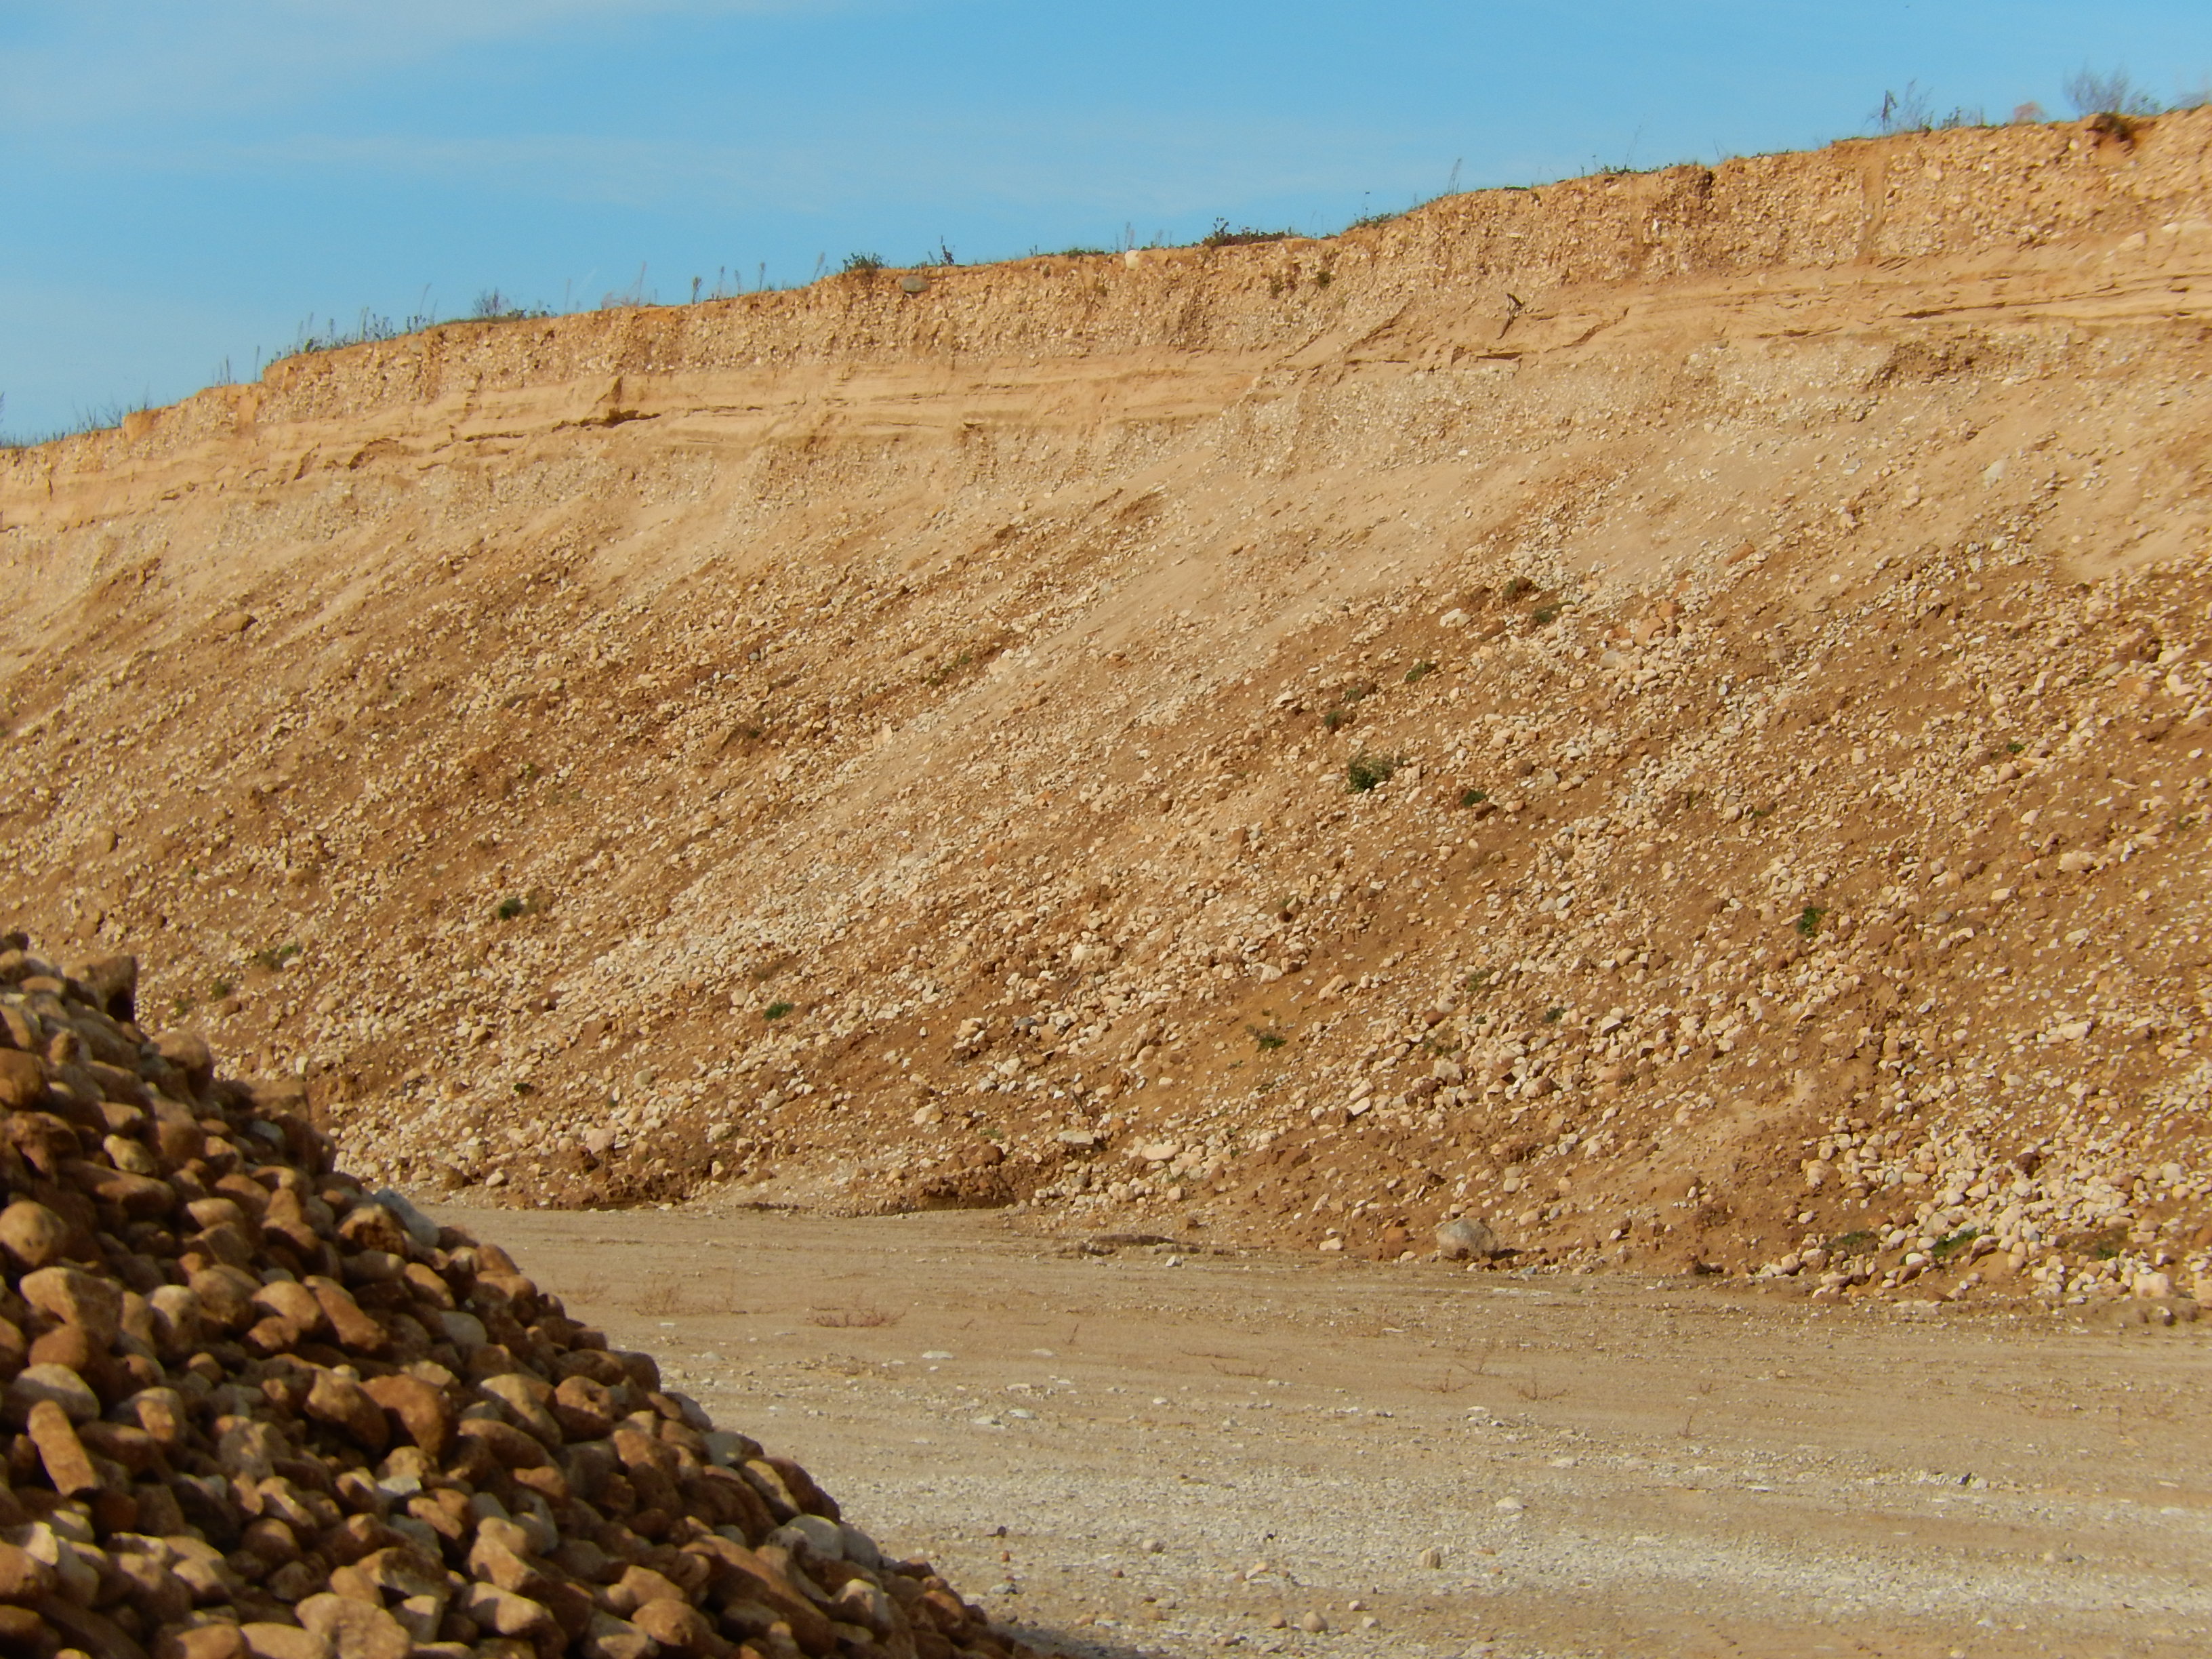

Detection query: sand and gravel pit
(475, 1202), (2212, 1659)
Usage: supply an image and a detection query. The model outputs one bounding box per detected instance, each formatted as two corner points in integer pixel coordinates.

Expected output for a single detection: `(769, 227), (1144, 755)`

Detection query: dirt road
(430, 1201), (2211, 1659)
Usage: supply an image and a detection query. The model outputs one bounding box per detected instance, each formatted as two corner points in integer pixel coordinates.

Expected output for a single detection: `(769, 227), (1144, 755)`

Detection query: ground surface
(441, 1201), (2212, 1659)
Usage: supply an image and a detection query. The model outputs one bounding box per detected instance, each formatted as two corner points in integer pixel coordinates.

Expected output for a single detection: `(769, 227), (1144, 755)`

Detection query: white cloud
(1, 1), (862, 128)
(117, 100), (1432, 226)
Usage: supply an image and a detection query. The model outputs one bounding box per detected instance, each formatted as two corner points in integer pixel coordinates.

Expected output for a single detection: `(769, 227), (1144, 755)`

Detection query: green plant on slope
(1346, 752), (1402, 794)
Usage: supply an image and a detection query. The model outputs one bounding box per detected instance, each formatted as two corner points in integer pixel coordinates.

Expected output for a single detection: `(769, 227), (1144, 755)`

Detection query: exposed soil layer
(5, 114), (2212, 1304)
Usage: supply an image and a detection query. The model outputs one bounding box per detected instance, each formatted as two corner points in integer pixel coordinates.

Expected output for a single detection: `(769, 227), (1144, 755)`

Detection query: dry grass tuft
(807, 1305), (903, 1329)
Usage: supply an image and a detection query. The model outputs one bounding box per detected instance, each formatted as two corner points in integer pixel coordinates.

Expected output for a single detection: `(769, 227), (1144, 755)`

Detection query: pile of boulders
(0, 935), (1033, 1659)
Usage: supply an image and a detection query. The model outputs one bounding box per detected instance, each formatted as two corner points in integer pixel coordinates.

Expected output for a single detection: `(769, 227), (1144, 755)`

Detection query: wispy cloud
(1, 1), (866, 127)
(102, 106), (1446, 226)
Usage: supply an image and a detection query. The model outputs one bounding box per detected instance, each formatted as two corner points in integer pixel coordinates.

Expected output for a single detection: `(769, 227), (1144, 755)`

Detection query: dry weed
(807, 1306), (903, 1329)
(636, 1277), (696, 1316)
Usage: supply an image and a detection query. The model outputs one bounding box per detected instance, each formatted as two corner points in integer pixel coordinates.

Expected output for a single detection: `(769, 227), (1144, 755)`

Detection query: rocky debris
(3, 119), (2212, 1305)
(1432, 1218), (1500, 1262)
(0, 938), (1036, 1659)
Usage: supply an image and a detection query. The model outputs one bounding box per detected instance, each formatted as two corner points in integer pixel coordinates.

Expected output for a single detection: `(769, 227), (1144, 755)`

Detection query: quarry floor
(435, 1203), (2211, 1659)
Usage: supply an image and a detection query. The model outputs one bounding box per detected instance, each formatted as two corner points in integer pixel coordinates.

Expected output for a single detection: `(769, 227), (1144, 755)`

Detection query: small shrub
(1247, 1023), (1288, 1052)
(251, 943), (301, 972)
(169, 994), (194, 1021)
(512, 1081), (535, 1096)
(2006, 740), (2026, 754)
(2062, 67), (2162, 119)
(1404, 660), (1435, 684)
(924, 650), (975, 687)
(2065, 1225), (2129, 1261)
(1502, 575), (1535, 601)
(1830, 1229), (1876, 1256)
(809, 1307), (903, 1329)
(1796, 906), (1825, 939)
(1464, 968), (1494, 994)
(1458, 787), (1488, 808)
(211, 978), (236, 1000)
(841, 252), (886, 275)
(1870, 83), (1985, 134)
(1202, 218), (1294, 249)
(1322, 680), (1377, 731)
(496, 896), (527, 921)
(470, 289), (545, 321)
(1542, 1006), (1565, 1025)
(763, 1001), (796, 1021)
(1345, 752), (1402, 794)
(1929, 1225), (1980, 1263)
(289, 308), (428, 356)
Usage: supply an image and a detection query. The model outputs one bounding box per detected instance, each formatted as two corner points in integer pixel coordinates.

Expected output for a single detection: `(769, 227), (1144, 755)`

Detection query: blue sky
(3, 1), (2208, 438)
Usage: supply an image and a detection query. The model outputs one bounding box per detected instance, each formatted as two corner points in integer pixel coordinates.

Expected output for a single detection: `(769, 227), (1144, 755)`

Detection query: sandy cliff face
(5, 112), (2212, 1307)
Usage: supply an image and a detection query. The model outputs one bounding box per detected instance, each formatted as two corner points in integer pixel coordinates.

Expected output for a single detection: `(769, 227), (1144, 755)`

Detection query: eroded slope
(5, 113), (2212, 1309)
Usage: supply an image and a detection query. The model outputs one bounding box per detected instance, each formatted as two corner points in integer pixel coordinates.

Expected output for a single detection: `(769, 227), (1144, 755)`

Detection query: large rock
(368, 1188), (442, 1249)
(250, 1279), (327, 1338)
(304, 1277), (387, 1353)
(152, 1032), (215, 1098)
(155, 1631), (245, 1659)
(39, 1596), (148, 1659)
(1435, 1216), (1502, 1261)
(304, 1371), (389, 1454)
(455, 1582), (559, 1644)
(0, 1541), (56, 1604)
(0, 1202), (69, 1271)
(240, 1624), (331, 1659)
(5, 1363), (100, 1426)
(579, 1612), (657, 1659)
(72, 954), (138, 1021)
(295, 1594), (412, 1659)
(550, 1374), (616, 1441)
(25, 1399), (102, 1497)
(18, 1265), (125, 1345)
(362, 1375), (453, 1458)
(187, 1264), (263, 1333)
(144, 1284), (203, 1359)
(0, 1052), (43, 1112)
